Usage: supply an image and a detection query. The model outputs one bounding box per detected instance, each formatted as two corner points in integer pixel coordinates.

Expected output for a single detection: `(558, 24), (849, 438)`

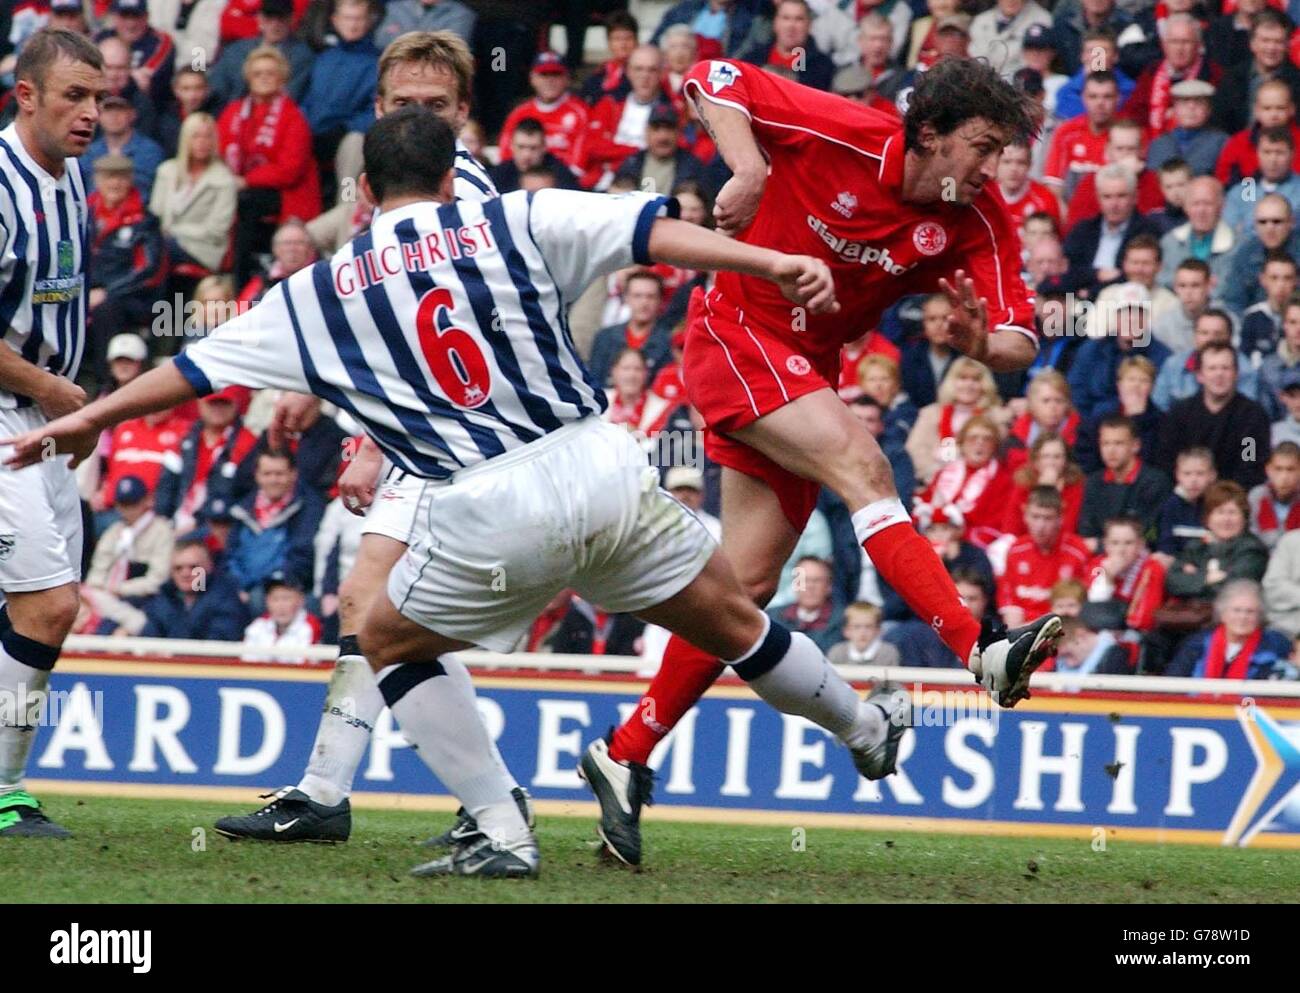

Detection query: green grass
(7, 795), (1300, 903)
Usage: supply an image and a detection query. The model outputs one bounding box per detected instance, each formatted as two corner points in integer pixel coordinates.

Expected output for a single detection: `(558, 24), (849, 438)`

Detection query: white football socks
(0, 633), (58, 794)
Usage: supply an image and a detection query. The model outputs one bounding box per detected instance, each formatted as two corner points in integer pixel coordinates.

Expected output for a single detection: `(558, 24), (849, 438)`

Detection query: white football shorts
(0, 407), (84, 592)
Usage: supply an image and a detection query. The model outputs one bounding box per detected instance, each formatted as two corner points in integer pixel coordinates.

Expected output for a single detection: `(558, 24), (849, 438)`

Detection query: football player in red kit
(578, 56), (1064, 866)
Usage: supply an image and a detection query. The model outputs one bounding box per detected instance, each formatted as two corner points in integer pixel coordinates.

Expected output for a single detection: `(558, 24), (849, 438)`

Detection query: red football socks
(609, 635), (725, 765)
(855, 501), (981, 666)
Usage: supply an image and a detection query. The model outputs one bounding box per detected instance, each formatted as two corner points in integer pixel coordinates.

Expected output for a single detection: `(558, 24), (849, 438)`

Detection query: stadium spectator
(1002, 369), (1080, 475)
(1086, 514), (1166, 634)
(225, 449), (326, 601)
(1053, 0), (1132, 72)
(489, 118), (580, 194)
(208, 0), (315, 108)
(1212, 8), (1300, 137)
(94, 0), (175, 112)
(1166, 578), (1292, 677)
(900, 294), (957, 410)
(242, 572), (323, 659)
(219, 45), (321, 288)
(1053, 27), (1134, 123)
(80, 475), (175, 629)
(235, 394), (346, 501)
(600, 348), (678, 439)
(1154, 308), (1258, 411)
(1164, 480), (1270, 621)
(1019, 25), (1068, 112)
(1206, 0), (1266, 69)
(1024, 234), (1069, 290)
(1068, 284), (1170, 420)
(84, 154), (165, 383)
(1157, 176), (1236, 288)
(96, 34), (157, 140)
(1262, 521), (1300, 636)
(1062, 165), (1163, 296)
(826, 602), (899, 666)
(1147, 157), (1192, 234)
(908, 357), (1004, 484)
(582, 11), (638, 103)
(96, 405), (193, 514)
(1003, 432), (1085, 537)
(1223, 129), (1300, 244)
(1156, 342), (1272, 489)
(140, 538), (251, 641)
(998, 486), (1091, 627)
(587, 271), (671, 388)
(1054, 614), (1134, 674)
(1214, 81), (1300, 190)
(376, 0), (476, 47)
(220, 0), (310, 45)
(651, 0), (766, 61)
(580, 45), (670, 189)
(905, 0), (956, 70)
(1152, 256), (1213, 352)
(155, 386), (258, 535)
(1275, 368), (1300, 447)
(84, 92), (164, 200)
(1241, 252), (1297, 365)
(737, 0), (834, 92)
(966, 0), (1050, 78)
(998, 139), (1061, 230)
(497, 53), (588, 170)
(1222, 196), (1300, 316)
(549, 594), (644, 655)
(832, 14), (907, 105)
(1044, 69), (1120, 201)
(913, 414), (1013, 548)
(1093, 235), (1178, 328)
(1078, 414), (1172, 544)
(1123, 13), (1220, 141)
(857, 354), (916, 448)
(1260, 299), (1300, 420)
(613, 102), (710, 195)
(1144, 79), (1228, 176)
(237, 217), (317, 308)
(1074, 354), (1163, 474)
(661, 26), (701, 101)
(102, 334), (149, 400)
(1051, 578), (1087, 618)
(1064, 120), (1161, 233)
(150, 112), (238, 275)
(1154, 446), (1216, 560)
(766, 556), (843, 653)
(156, 67), (221, 159)
(1248, 442), (1300, 549)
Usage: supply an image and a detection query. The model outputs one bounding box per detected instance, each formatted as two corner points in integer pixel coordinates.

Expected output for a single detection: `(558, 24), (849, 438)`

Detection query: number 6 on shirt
(416, 287), (493, 409)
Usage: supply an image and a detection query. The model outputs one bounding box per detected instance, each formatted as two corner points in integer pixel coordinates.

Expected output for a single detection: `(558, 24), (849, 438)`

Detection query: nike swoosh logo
(273, 819), (300, 832)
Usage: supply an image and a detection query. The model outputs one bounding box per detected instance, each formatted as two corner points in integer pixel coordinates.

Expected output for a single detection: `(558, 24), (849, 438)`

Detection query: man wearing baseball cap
(207, 0), (315, 108)
(1019, 24), (1068, 112)
(496, 52), (589, 171)
(613, 102), (710, 198)
(85, 91), (164, 199)
(93, 0), (176, 111)
(155, 386), (258, 536)
(241, 570), (323, 662)
(80, 475), (175, 636)
(968, 0), (1052, 78)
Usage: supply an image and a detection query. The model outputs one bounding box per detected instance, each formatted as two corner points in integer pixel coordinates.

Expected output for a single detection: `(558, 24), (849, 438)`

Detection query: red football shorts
(682, 287), (836, 531)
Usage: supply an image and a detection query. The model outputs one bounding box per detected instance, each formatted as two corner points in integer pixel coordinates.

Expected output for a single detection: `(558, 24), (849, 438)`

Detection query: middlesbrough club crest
(913, 222), (947, 256)
(786, 355), (811, 376)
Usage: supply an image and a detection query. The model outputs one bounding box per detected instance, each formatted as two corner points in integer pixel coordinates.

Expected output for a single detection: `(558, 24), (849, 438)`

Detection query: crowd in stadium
(4, 0), (1300, 679)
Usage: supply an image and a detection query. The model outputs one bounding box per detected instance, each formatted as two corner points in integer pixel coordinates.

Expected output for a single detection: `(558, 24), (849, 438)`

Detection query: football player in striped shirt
(0, 30), (105, 839)
(6, 107), (910, 877)
(212, 31), (535, 846)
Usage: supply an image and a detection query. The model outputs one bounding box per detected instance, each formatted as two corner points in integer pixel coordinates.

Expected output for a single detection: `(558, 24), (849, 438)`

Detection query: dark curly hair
(903, 57), (1042, 154)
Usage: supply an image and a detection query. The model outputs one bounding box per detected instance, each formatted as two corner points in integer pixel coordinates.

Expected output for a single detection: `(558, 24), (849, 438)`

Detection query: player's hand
(0, 409), (100, 470)
(35, 374), (86, 422)
(771, 255), (838, 315)
(268, 392), (319, 449)
(938, 270), (990, 364)
(339, 439), (383, 516)
(713, 170), (765, 236)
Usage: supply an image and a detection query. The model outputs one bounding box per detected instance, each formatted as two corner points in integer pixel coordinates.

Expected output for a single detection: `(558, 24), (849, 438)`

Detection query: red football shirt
(1000, 179), (1061, 229)
(997, 533), (1092, 617)
(683, 60), (1037, 374)
(1043, 114), (1109, 189)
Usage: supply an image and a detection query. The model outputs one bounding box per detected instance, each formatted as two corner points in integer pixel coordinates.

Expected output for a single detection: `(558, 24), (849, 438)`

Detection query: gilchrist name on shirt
(333, 219), (496, 297)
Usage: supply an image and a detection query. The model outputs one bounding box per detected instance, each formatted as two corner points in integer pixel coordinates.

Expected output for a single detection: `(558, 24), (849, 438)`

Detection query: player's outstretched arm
(1, 361), (197, 470)
(647, 217), (839, 314)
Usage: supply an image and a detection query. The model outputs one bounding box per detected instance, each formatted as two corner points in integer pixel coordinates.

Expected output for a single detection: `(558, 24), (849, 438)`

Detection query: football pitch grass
(7, 795), (1300, 903)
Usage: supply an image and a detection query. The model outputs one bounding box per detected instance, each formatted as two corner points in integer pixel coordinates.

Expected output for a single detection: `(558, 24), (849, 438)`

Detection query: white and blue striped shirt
(175, 189), (676, 479)
(453, 139), (497, 202)
(0, 123), (89, 409)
